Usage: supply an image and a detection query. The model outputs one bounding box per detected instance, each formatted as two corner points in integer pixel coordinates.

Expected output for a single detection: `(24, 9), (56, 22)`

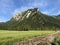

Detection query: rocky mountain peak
(12, 8), (39, 21)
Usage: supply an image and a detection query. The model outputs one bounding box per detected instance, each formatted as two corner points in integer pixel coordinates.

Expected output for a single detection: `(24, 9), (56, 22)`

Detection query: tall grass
(54, 35), (60, 45)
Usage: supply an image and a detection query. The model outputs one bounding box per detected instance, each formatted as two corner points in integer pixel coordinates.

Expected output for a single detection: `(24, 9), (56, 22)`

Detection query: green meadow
(0, 30), (55, 45)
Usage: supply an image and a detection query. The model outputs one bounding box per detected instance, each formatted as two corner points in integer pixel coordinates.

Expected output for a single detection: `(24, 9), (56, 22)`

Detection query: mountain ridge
(0, 8), (60, 30)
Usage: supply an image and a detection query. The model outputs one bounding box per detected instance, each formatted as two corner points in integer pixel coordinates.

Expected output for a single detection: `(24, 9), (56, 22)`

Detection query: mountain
(0, 8), (60, 30)
(55, 15), (60, 20)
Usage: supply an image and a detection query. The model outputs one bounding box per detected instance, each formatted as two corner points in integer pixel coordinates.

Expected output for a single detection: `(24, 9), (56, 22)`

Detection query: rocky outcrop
(13, 8), (38, 21)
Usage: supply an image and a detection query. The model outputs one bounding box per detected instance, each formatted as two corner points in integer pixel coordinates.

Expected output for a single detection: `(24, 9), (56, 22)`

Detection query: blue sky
(0, 0), (60, 22)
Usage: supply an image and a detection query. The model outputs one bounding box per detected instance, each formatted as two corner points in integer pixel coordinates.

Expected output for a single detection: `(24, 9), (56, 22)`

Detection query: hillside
(55, 15), (60, 20)
(0, 8), (60, 30)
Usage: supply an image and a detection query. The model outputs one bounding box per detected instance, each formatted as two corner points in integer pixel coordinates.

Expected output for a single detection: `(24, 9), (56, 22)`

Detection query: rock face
(13, 8), (38, 21)
(13, 13), (22, 21)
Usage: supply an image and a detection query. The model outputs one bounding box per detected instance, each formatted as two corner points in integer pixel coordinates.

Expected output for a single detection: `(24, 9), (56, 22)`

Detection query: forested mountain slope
(0, 8), (60, 30)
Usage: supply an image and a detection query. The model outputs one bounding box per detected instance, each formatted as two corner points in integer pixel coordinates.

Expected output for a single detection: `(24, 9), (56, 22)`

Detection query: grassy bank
(54, 35), (60, 45)
(0, 30), (54, 45)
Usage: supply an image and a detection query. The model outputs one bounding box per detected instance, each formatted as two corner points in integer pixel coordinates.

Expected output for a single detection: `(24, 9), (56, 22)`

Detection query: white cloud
(0, 0), (15, 15)
(0, 0), (16, 22)
(41, 8), (57, 15)
(42, 10), (60, 15)
(28, 0), (47, 7)
(58, 11), (60, 14)
(0, 16), (7, 22)
(13, 0), (48, 14)
(13, 6), (34, 15)
(42, 11), (49, 14)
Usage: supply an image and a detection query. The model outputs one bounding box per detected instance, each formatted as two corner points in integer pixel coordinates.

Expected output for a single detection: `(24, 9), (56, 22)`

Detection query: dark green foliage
(0, 22), (8, 30)
(55, 15), (60, 20)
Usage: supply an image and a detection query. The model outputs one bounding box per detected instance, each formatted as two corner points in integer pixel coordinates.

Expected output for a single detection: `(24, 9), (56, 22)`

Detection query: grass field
(0, 30), (54, 45)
